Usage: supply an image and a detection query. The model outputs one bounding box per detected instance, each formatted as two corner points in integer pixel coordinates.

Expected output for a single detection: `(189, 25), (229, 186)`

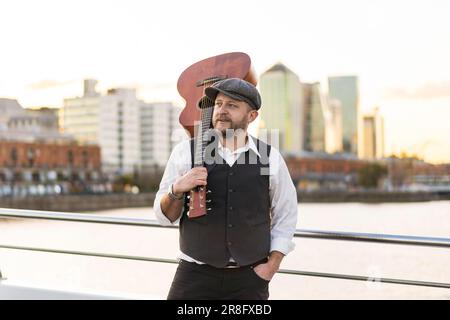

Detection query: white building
(140, 102), (182, 169)
(63, 80), (141, 176)
(63, 80), (183, 175)
(0, 99), (73, 143)
(325, 98), (343, 154)
(8, 108), (59, 134)
(0, 98), (25, 130)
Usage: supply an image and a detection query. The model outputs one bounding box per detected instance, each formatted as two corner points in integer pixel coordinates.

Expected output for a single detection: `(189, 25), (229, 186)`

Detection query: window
(10, 148), (18, 166)
(67, 150), (74, 166)
(82, 150), (89, 168)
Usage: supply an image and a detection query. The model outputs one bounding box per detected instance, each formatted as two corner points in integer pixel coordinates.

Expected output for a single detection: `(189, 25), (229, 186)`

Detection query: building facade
(285, 152), (367, 191)
(140, 102), (182, 169)
(259, 63), (303, 153)
(0, 98), (26, 130)
(328, 76), (360, 156)
(8, 107), (59, 133)
(325, 98), (343, 153)
(0, 140), (103, 197)
(362, 107), (385, 159)
(0, 97), (107, 197)
(63, 80), (141, 176)
(63, 80), (184, 175)
(302, 82), (326, 152)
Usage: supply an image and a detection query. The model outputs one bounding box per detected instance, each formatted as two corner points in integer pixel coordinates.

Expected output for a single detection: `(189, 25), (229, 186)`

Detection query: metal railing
(1, 207), (450, 290)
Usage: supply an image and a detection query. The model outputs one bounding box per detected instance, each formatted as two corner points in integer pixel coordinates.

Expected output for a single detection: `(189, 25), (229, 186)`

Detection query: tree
(357, 163), (388, 189)
(135, 164), (165, 192)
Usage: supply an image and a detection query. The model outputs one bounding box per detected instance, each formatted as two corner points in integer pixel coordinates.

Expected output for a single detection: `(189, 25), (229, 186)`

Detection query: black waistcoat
(179, 136), (271, 268)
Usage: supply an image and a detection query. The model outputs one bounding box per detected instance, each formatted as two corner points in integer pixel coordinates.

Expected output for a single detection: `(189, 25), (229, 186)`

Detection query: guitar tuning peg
(207, 208), (212, 211)
(207, 190), (212, 193)
(206, 200), (212, 203)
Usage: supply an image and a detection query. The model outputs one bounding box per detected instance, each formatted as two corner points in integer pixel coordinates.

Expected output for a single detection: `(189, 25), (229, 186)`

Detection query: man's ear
(248, 110), (259, 123)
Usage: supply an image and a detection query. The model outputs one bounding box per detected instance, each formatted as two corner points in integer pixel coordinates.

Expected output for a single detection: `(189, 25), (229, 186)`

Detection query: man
(153, 78), (298, 300)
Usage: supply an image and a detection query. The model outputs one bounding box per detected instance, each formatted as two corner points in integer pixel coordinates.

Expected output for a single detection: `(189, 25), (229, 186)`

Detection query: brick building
(0, 140), (105, 196)
(285, 152), (450, 191)
(285, 154), (368, 190)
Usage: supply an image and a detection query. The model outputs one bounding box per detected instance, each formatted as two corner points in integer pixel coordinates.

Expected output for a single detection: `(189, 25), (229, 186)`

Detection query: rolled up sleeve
(269, 148), (298, 255)
(153, 140), (190, 226)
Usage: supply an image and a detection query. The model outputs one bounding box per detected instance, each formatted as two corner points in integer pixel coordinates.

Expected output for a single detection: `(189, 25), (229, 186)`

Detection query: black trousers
(167, 260), (270, 300)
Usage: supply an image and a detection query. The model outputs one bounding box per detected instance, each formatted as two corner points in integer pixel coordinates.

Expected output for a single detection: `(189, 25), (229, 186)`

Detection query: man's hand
(173, 167), (208, 195)
(252, 251), (284, 281)
(160, 167), (208, 223)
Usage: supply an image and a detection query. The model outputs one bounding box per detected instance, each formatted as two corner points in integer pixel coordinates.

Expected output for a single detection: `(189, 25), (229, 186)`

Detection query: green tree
(135, 165), (165, 192)
(357, 163), (388, 189)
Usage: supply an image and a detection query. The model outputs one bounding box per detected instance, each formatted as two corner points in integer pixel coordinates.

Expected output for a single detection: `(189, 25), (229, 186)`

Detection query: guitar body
(178, 52), (257, 137)
(177, 52), (257, 218)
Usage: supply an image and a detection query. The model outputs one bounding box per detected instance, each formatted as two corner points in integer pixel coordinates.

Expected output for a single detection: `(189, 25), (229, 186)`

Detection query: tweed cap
(205, 78), (261, 110)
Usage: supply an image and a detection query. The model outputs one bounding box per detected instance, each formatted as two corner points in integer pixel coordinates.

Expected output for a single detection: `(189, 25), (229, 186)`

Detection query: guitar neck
(193, 106), (213, 167)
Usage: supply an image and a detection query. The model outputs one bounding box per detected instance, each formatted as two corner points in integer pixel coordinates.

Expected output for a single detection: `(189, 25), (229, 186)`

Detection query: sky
(1, 0), (450, 163)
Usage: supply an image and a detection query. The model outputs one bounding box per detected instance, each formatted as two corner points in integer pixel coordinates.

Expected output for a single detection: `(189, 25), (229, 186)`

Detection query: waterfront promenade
(1, 202), (449, 299)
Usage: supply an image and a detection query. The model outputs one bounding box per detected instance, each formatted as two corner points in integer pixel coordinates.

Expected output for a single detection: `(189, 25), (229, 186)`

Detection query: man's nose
(216, 104), (229, 114)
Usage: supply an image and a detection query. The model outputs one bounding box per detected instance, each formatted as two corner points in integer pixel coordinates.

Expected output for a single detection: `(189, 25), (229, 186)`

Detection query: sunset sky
(1, 0), (449, 163)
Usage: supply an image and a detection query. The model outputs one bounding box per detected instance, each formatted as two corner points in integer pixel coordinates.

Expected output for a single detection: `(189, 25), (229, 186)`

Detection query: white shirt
(153, 134), (298, 264)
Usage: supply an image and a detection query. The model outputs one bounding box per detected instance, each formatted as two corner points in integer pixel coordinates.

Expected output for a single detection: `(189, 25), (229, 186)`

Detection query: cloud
(383, 81), (450, 100)
(26, 79), (75, 90)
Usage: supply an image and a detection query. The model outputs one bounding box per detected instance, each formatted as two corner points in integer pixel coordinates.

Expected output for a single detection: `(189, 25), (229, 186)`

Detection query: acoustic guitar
(177, 52), (257, 218)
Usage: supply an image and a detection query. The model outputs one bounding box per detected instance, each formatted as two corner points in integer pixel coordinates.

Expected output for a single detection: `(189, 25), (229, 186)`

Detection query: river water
(0, 201), (449, 299)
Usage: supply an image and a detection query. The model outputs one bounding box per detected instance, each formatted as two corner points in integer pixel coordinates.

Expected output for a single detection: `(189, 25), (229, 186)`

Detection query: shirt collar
(217, 134), (261, 158)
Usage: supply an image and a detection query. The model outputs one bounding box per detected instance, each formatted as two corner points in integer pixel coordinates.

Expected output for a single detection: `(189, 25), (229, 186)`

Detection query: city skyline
(1, 0), (450, 163)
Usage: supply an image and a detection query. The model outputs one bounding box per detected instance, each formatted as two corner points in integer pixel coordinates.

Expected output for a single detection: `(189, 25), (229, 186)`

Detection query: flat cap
(205, 78), (261, 110)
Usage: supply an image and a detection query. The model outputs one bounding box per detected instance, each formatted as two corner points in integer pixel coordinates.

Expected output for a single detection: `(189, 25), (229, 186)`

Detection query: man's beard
(213, 117), (247, 138)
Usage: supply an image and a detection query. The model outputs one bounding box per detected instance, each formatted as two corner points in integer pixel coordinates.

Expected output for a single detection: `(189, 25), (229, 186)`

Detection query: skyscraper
(325, 98), (343, 153)
(363, 107), (385, 159)
(328, 76), (360, 155)
(302, 82), (326, 152)
(259, 63), (303, 153)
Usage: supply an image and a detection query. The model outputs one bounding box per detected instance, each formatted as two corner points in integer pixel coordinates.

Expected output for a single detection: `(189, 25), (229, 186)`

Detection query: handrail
(0, 208), (157, 227)
(1, 207), (450, 290)
(293, 229), (450, 248)
(1, 208), (450, 248)
(1, 243), (449, 289)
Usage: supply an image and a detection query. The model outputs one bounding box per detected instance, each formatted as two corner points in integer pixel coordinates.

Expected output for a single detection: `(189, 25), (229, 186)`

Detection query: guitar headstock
(187, 186), (212, 218)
